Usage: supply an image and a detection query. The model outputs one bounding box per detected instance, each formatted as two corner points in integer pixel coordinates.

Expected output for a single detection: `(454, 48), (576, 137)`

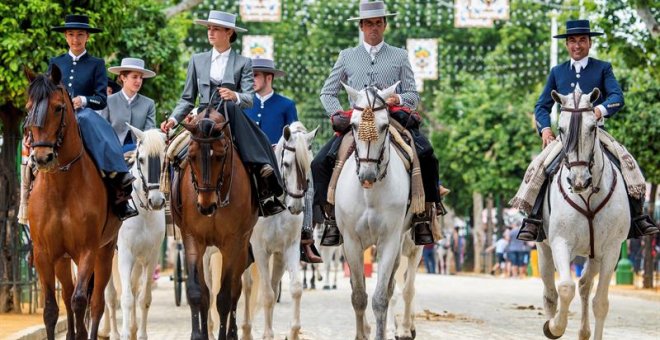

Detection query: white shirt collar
(570, 56), (589, 72)
(363, 40), (384, 55)
(68, 50), (87, 61)
(212, 47), (231, 61)
(256, 91), (274, 103)
(121, 89), (137, 103)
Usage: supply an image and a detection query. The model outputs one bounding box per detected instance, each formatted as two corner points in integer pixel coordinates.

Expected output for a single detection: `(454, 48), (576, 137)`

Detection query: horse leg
(117, 247), (136, 340)
(240, 266), (253, 340)
(227, 261), (246, 340)
(592, 250), (619, 340)
(55, 258), (75, 340)
(373, 237), (402, 340)
(284, 246), (303, 340)
(398, 246), (421, 340)
(184, 235), (205, 340)
(34, 250), (59, 340)
(203, 248), (216, 339)
(217, 255), (234, 340)
(578, 258), (599, 340)
(253, 246), (275, 340)
(344, 240), (370, 340)
(546, 242), (575, 339)
(72, 251), (96, 340)
(89, 242), (117, 340)
(137, 258), (157, 340)
(301, 263), (308, 289)
(333, 251), (339, 289)
(99, 253), (119, 340)
(310, 264), (316, 290)
(537, 242), (558, 320)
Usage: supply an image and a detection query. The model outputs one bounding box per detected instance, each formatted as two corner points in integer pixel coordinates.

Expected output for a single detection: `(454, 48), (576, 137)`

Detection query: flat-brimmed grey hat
(251, 58), (286, 78)
(348, 1), (397, 21)
(194, 10), (247, 33)
(108, 58), (156, 78)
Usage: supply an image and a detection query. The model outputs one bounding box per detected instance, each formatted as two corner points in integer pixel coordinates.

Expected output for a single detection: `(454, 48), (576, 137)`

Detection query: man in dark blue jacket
(518, 19), (658, 241)
(49, 14), (137, 220)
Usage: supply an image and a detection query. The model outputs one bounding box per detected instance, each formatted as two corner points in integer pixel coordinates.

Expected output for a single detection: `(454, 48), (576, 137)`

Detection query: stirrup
(411, 218), (434, 245)
(629, 215), (659, 239)
(320, 220), (343, 246)
(518, 218), (545, 242)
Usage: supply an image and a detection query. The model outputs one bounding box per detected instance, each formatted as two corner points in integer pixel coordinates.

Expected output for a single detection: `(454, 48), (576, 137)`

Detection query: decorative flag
(454, 0), (493, 28)
(242, 35), (274, 60)
(407, 39), (438, 80)
(468, 0), (510, 21)
(240, 0), (282, 22)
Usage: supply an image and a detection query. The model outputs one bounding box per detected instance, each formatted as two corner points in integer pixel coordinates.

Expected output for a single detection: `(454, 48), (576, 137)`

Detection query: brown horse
(172, 107), (258, 340)
(24, 66), (121, 340)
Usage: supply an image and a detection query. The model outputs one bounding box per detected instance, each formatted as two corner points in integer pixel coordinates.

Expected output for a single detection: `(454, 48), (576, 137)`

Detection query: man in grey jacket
(312, 1), (444, 246)
(161, 10), (284, 216)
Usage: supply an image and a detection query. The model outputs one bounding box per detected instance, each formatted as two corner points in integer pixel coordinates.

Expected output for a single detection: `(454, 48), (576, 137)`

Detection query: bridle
(279, 141), (310, 199)
(351, 86), (390, 182)
(560, 91), (596, 171)
(189, 117), (233, 208)
(132, 141), (162, 210)
(26, 85), (83, 172)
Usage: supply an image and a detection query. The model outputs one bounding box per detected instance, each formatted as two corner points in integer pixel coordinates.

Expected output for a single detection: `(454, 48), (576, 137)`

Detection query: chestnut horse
(25, 66), (121, 340)
(171, 107), (258, 340)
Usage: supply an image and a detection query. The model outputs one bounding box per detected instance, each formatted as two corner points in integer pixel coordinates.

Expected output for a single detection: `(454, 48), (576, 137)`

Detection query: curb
(4, 318), (67, 340)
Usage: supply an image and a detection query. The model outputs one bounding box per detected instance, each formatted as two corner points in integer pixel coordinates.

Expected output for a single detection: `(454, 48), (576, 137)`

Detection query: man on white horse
(243, 57), (323, 263)
(312, 0), (449, 247)
(514, 19), (658, 241)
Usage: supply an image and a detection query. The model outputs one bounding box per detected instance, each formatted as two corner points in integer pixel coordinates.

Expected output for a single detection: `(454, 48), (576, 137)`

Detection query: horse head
(276, 122), (318, 214)
(182, 108), (231, 216)
(552, 87), (601, 193)
(343, 81), (399, 188)
(127, 124), (167, 211)
(25, 65), (76, 171)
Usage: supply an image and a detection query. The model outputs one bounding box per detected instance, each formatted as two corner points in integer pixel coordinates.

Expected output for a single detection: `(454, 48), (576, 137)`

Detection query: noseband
(189, 118), (233, 207)
(351, 87), (390, 181)
(280, 143), (310, 199)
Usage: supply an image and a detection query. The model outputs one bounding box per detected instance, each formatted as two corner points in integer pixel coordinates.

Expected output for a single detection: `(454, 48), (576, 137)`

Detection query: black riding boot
(254, 166), (286, 217)
(300, 188), (322, 263)
(518, 180), (548, 242)
(628, 196), (659, 239)
(111, 172), (138, 221)
(411, 203), (435, 245)
(320, 204), (342, 246)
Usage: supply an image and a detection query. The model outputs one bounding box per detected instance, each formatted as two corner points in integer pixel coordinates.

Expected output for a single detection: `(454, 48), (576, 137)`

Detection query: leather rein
(132, 142), (162, 210)
(279, 143), (309, 199)
(351, 87), (390, 182)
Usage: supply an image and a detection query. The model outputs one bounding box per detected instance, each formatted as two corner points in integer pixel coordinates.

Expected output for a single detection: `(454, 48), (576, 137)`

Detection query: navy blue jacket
(49, 52), (108, 110)
(534, 57), (624, 134)
(244, 93), (298, 144)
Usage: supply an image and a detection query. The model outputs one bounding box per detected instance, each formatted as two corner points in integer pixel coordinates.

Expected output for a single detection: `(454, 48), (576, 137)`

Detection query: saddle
(326, 118), (425, 215)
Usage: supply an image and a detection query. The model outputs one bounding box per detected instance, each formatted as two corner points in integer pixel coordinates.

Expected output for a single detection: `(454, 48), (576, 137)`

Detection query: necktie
(370, 46), (377, 61)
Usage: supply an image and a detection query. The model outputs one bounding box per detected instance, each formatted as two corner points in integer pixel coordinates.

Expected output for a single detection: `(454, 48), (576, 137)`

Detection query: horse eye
(283, 162), (290, 168)
(139, 157), (145, 164)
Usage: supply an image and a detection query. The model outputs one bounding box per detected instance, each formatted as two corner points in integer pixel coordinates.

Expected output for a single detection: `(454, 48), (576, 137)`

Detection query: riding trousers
(77, 108), (128, 173)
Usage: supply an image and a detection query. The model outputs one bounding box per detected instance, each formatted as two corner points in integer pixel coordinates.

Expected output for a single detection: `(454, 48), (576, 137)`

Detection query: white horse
(335, 83), (413, 340)
(100, 126), (167, 340)
(241, 122), (318, 340)
(538, 88), (629, 340)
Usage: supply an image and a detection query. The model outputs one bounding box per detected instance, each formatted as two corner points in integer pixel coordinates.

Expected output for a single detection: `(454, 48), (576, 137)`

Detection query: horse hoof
(332, 285), (337, 289)
(394, 336), (413, 340)
(543, 320), (562, 339)
(411, 329), (416, 339)
(323, 285), (330, 290)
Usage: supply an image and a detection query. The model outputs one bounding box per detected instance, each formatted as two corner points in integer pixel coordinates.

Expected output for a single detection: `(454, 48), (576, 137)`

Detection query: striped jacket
(320, 42), (419, 116)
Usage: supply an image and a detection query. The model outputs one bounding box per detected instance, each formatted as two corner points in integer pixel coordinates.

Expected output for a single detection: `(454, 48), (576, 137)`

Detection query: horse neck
(58, 108), (85, 166)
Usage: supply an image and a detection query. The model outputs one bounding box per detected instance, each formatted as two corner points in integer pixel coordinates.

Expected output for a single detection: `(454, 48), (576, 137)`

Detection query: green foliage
(0, 0), (185, 123)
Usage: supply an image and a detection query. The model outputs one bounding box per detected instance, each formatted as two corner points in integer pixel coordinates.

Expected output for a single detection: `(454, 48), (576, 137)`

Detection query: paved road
(57, 269), (660, 340)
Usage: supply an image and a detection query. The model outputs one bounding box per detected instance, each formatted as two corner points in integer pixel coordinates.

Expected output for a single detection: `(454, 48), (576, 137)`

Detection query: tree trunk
(634, 2), (659, 38)
(163, 0), (204, 19)
(643, 183), (656, 288)
(485, 194), (494, 273)
(0, 103), (22, 312)
(472, 192), (483, 273)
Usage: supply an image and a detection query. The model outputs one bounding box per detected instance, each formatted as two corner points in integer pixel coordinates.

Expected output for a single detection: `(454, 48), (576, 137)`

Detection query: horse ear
(378, 81), (400, 100)
(283, 125), (291, 141)
(551, 90), (563, 104)
(341, 82), (360, 103)
(24, 67), (37, 83)
(589, 88), (601, 103)
(126, 123), (144, 142)
(49, 64), (62, 85)
(305, 126), (319, 145)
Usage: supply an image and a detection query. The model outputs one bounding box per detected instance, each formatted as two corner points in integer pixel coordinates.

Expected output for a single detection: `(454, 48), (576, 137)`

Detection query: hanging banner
(469, 0), (510, 21)
(407, 39), (438, 81)
(239, 0), (282, 22)
(454, 0), (493, 28)
(242, 35), (274, 60)
(414, 78), (425, 92)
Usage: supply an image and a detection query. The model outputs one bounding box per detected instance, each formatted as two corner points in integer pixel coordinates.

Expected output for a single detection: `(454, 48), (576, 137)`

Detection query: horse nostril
(46, 153), (54, 162)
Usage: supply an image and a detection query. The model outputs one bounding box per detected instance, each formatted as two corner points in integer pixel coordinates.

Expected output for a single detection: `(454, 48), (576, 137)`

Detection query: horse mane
(563, 111), (582, 154)
(291, 123), (312, 176)
(139, 129), (166, 157)
(26, 74), (58, 127)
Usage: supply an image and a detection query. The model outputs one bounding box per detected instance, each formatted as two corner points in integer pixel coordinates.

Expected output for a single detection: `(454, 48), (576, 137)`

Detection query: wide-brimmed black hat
(52, 14), (102, 33)
(553, 19), (603, 39)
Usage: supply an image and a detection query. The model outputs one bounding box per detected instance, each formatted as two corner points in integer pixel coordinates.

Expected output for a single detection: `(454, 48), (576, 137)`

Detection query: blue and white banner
(240, 0), (281, 22)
